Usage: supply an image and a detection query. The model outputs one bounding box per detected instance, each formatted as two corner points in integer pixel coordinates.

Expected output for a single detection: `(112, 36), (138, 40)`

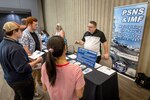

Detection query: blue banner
(110, 3), (148, 78)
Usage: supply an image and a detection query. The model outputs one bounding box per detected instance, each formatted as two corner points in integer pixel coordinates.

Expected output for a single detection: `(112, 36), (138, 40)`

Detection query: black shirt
(81, 29), (107, 55)
(30, 32), (41, 51)
(82, 29), (107, 43)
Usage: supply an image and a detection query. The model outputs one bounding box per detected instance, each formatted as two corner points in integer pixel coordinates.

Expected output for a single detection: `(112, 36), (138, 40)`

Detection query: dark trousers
(8, 77), (34, 100)
(96, 56), (101, 63)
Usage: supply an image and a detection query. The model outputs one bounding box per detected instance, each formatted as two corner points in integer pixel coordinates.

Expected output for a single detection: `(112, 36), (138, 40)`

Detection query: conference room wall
(0, 0), (44, 29)
(42, 0), (150, 76)
(42, 0), (114, 49)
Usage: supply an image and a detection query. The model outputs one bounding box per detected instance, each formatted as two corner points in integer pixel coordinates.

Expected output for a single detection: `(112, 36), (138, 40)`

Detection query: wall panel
(0, 0), (44, 28)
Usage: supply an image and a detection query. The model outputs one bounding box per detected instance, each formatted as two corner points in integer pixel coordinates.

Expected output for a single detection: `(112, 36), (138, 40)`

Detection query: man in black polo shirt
(0, 22), (43, 100)
(75, 21), (109, 63)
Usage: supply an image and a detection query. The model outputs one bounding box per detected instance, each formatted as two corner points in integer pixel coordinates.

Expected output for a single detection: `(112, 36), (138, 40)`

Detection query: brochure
(97, 66), (116, 76)
(28, 50), (44, 60)
(83, 68), (93, 74)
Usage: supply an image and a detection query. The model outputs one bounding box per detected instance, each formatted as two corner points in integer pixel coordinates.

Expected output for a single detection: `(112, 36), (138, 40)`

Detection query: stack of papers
(97, 66), (116, 76)
(29, 50), (44, 60)
(68, 54), (77, 59)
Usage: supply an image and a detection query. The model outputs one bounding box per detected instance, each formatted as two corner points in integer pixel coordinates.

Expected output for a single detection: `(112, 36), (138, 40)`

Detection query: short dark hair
(89, 21), (97, 27)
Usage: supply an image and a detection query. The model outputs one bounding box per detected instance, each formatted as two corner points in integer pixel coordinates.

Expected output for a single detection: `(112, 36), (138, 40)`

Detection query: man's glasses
(87, 26), (94, 28)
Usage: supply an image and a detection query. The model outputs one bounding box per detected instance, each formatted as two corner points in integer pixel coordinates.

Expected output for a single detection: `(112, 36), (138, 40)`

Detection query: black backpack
(135, 73), (150, 90)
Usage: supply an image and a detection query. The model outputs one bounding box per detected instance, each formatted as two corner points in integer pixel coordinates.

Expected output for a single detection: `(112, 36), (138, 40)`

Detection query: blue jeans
(8, 77), (34, 100)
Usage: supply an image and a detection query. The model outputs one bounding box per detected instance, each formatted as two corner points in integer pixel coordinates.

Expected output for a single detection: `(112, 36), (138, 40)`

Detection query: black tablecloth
(82, 68), (119, 100)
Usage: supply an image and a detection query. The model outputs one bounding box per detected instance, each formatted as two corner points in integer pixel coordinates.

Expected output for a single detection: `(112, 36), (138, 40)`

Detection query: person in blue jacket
(0, 21), (43, 100)
(41, 30), (50, 43)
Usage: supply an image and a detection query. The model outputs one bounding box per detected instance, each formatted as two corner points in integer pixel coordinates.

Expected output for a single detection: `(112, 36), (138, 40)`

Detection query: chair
(67, 45), (75, 54)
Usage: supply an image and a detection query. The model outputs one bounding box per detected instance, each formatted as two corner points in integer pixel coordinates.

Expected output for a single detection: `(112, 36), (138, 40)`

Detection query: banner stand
(110, 2), (148, 78)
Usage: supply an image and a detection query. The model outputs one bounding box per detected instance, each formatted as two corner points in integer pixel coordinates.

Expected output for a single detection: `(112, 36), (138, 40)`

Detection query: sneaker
(34, 92), (43, 100)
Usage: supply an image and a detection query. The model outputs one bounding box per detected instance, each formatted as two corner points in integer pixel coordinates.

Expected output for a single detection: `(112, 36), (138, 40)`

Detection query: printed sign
(77, 47), (97, 67)
(110, 3), (148, 78)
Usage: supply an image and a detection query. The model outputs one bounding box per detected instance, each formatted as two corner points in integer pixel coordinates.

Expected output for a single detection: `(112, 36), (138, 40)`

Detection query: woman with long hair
(41, 36), (85, 100)
(55, 23), (67, 46)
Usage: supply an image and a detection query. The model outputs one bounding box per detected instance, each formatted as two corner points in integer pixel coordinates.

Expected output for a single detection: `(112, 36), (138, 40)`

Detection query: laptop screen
(76, 47), (97, 67)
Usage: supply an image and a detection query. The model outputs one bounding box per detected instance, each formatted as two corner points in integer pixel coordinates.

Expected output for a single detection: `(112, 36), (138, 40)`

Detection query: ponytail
(46, 51), (56, 86)
(45, 36), (65, 86)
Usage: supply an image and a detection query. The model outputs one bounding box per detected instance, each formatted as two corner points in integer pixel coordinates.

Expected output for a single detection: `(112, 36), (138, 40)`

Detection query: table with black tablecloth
(82, 68), (119, 100)
(66, 55), (119, 100)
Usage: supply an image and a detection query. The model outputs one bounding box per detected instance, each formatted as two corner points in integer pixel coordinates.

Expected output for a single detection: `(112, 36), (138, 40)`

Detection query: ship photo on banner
(110, 2), (148, 78)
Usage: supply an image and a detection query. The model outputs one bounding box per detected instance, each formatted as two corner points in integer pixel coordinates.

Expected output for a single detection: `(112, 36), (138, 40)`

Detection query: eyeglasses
(87, 26), (94, 28)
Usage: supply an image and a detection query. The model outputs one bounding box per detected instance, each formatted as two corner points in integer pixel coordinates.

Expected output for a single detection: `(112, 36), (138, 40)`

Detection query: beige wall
(42, 0), (114, 47)
(42, 0), (150, 76)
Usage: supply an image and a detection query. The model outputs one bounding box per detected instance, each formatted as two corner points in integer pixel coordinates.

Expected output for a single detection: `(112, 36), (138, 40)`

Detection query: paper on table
(80, 65), (86, 69)
(44, 49), (48, 53)
(94, 63), (102, 69)
(68, 54), (77, 59)
(74, 62), (81, 66)
(29, 50), (44, 60)
(69, 60), (76, 64)
(83, 68), (93, 74)
(97, 66), (116, 76)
